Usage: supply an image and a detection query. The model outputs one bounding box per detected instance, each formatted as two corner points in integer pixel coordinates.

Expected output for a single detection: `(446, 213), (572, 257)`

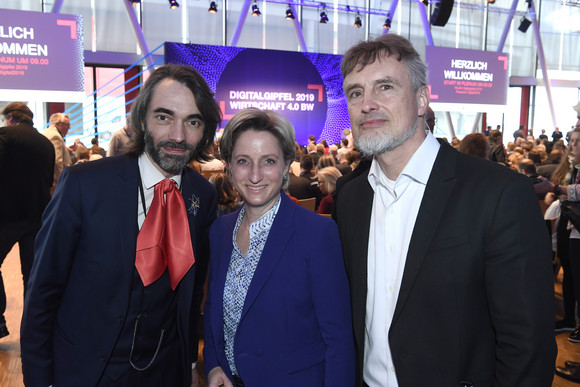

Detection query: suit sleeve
(484, 175), (557, 386)
(190, 186), (218, 363)
(20, 168), (82, 387)
(309, 220), (356, 386)
(202, 221), (221, 375)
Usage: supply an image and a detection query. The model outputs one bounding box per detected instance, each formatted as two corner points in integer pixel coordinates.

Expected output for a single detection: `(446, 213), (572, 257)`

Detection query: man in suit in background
(336, 33), (556, 387)
(43, 112), (72, 193)
(0, 102), (54, 339)
(21, 64), (220, 387)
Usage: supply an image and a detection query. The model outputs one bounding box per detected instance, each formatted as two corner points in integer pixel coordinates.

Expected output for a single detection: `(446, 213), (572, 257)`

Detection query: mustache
(157, 140), (194, 151)
(356, 113), (388, 125)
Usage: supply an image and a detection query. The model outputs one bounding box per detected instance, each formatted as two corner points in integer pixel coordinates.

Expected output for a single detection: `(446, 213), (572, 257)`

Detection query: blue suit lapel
(240, 194), (294, 322)
(212, 213), (237, 350)
(392, 141), (457, 325)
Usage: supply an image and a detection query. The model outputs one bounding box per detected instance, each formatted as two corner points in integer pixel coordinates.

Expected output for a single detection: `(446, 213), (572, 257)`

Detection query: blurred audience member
(209, 172), (242, 216)
(108, 119), (132, 156)
(317, 167), (342, 215)
(43, 112), (72, 194)
(458, 133), (489, 159)
(0, 102), (55, 339)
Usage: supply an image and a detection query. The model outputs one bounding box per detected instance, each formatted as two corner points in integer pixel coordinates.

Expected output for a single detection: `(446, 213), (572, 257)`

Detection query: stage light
(354, 14), (362, 28)
(383, 15), (391, 30)
(130, 0), (141, 4)
(518, 16), (532, 32)
(251, 2), (261, 16)
(169, 0), (179, 9)
(422, 0), (429, 6)
(487, 0), (496, 4)
(320, 11), (329, 23)
(286, 6), (295, 20)
(208, 1), (218, 13)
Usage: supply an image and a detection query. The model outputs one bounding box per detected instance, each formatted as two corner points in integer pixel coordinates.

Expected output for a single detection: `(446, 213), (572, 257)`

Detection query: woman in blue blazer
(203, 108), (355, 387)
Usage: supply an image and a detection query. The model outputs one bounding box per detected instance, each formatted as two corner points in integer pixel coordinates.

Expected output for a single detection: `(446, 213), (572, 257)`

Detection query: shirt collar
(138, 153), (183, 190)
(368, 130), (440, 188)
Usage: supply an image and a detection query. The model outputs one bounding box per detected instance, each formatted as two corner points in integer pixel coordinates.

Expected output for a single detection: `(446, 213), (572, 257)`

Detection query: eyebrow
(344, 76), (402, 95)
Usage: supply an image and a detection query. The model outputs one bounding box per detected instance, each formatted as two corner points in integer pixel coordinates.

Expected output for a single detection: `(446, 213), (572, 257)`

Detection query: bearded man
(21, 65), (220, 387)
(336, 34), (556, 387)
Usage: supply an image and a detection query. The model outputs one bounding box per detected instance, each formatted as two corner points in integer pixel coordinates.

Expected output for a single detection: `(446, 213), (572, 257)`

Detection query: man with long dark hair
(21, 65), (220, 387)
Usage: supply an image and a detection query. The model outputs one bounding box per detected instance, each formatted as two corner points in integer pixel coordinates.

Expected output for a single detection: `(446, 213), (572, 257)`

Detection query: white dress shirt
(137, 153), (182, 230)
(363, 132), (439, 386)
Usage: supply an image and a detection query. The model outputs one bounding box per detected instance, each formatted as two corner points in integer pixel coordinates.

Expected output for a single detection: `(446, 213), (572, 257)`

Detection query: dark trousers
(0, 221), (39, 321)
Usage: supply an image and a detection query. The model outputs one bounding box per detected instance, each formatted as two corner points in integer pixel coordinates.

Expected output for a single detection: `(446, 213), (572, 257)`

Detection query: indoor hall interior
(0, 243), (579, 386)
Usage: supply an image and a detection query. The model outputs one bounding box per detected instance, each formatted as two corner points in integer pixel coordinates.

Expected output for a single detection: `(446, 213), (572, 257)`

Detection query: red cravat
(135, 178), (195, 290)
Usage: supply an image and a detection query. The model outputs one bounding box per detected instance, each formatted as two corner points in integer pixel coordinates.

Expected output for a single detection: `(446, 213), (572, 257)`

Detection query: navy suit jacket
(21, 155), (217, 387)
(336, 141), (557, 386)
(203, 193), (355, 386)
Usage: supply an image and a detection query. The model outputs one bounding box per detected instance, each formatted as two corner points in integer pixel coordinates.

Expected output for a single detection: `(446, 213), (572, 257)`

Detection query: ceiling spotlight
(169, 0), (179, 9)
(251, 3), (261, 16)
(354, 14), (362, 28)
(208, 1), (218, 13)
(130, 0), (141, 4)
(320, 11), (329, 23)
(286, 6), (295, 20)
(383, 15), (391, 30)
(518, 16), (532, 32)
(487, 0), (495, 3)
(422, 0), (429, 5)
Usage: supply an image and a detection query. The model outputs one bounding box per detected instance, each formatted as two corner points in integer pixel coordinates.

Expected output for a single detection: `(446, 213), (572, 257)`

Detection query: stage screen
(165, 42), (348, 145)
(426, 46), (509, 107)
(0, 9), (84, 102)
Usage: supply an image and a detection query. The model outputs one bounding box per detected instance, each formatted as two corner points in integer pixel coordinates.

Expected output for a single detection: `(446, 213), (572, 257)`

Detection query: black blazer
(0, 122), (54, 224)
(336, 141), (557, 386)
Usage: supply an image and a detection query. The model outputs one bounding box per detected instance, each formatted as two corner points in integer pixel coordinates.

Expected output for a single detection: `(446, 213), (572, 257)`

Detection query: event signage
(426, 46), (509, 106)
(165, 43), (349, 145)
(0, 8), (84, 101)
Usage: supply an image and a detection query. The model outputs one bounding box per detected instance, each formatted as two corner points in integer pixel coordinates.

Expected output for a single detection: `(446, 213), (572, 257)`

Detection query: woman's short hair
(316, 154), (336, 171)
(317, 167), (342, 195)
(458, 133), (489, 159)
(220, 108), (296, 188)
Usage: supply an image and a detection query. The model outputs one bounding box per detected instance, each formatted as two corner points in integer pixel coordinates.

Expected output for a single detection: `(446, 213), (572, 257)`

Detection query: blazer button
(255, 349), (264, 357)
(100, 356), (107, 363)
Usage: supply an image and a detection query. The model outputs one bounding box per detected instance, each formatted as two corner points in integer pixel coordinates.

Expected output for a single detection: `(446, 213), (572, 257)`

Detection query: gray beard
(354, 119), (419, 157)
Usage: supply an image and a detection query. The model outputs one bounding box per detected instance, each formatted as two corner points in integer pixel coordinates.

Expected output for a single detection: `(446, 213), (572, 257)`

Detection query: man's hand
(208, 366), (233, 387)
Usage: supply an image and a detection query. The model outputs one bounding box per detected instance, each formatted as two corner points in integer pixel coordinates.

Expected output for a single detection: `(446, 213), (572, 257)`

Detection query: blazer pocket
(427, 234), (469, 253)
(286, 341), (325, 374)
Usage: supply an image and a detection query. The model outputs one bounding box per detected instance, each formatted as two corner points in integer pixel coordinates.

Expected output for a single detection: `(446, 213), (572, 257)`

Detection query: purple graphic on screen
(165, 43), (349, 145)
(0, 9), (84, 92)
(426, 46), (509, 105)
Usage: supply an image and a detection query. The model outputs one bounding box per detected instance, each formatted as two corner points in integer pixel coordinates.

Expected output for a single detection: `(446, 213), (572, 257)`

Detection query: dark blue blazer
(20, 155), (217, 387)
(203, 193), (355, 386)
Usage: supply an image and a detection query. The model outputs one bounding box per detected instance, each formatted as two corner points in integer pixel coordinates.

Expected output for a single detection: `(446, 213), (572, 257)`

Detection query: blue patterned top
(223, 196), (281, 376)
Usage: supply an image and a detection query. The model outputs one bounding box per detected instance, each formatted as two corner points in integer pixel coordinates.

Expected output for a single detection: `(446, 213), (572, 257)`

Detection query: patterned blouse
(222, 196), (281, 376)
